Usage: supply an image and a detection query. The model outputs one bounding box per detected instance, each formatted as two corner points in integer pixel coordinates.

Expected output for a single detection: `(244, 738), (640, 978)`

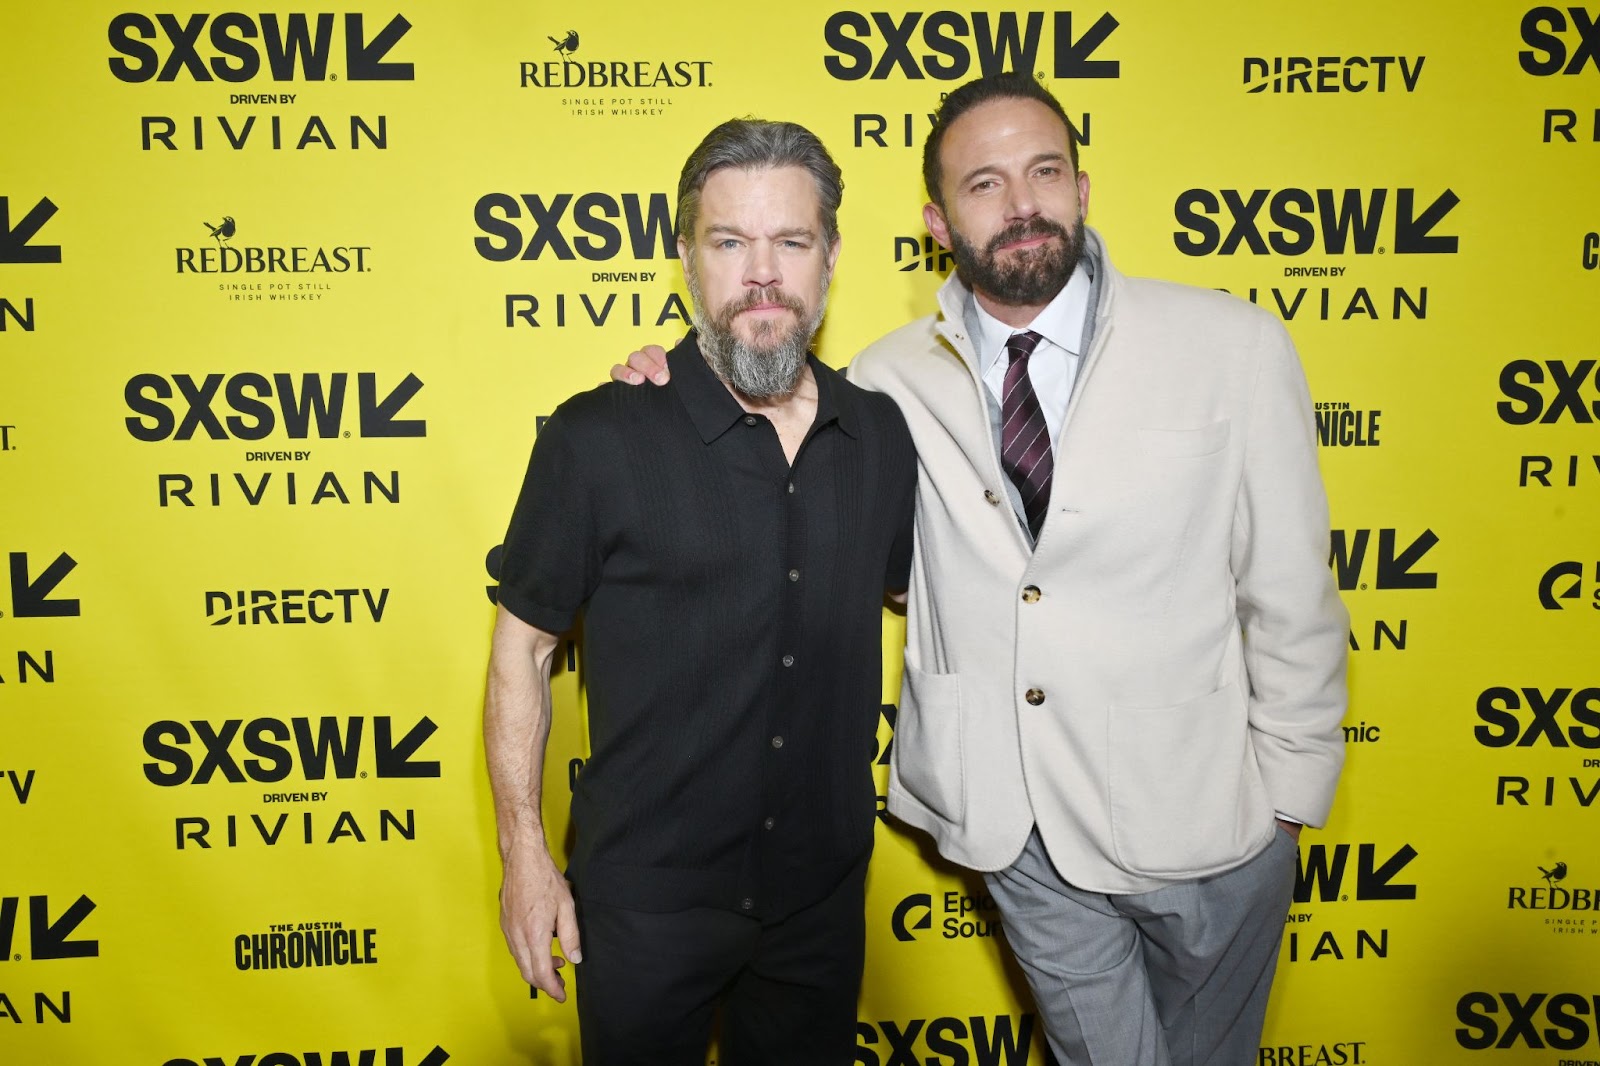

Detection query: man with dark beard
(482, 118), (915, 1066)
(618, 74), (1347, 1066)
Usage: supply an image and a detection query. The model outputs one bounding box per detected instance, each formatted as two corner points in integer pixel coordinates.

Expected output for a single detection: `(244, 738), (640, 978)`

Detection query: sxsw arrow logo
(1328, 529), (1438, 590)
(7, 552), (80, 618)
(0, 895), (100, 960)
(1055, 12), (1119, 78)
(374, 716), (440, 777)
(0, 197), (61, 264)
(1295, 843), (1418, 903)
(360, 372), (425, 437)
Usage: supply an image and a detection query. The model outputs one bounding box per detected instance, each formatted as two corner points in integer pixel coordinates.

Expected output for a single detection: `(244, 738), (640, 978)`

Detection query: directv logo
(205, 587), (390, 625)
(894, 235), (952, 273)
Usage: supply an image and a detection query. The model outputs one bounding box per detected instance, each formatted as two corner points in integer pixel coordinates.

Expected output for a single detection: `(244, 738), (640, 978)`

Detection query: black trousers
(573, 859), (867, 1066)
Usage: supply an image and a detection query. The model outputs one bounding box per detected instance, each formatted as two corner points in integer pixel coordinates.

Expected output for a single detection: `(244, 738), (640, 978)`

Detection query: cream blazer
(849, 230), (1348, 893)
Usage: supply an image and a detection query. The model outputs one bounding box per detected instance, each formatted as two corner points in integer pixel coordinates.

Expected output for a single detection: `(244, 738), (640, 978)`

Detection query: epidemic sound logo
(163, 1049), (448, 1066)
(518, 29), (712, 89)
(1497, 359), (1600, 424)
(1314, 402), (1382, 447)
(205, 587), (390, 625)
(0, 894), (100, 960)
(823, 10), (1119, 80)
(107, 12), (414, 82)
(891, 889), (1001, 941)
(234, 919), (378, 971)
(1520, 6), (1600, 75)
(1541, 561), (1600, 609)
(6, 551), (81, 617)
(1456, 991), (1600, 1050)
(895, 234), (954, 273)
(1243, 54), (1423, 93)
(1174, 187), (1460, 255)
(125, 372), (423, 441)
(474, 192), (676, 262)
(143, 716), (440, 785)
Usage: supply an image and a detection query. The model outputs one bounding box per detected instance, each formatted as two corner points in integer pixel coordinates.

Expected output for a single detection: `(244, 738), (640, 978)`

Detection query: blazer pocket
(892, 663), (966, 825)
(1106, 681), (1269, 876)
(1137, 419), (1230, 458)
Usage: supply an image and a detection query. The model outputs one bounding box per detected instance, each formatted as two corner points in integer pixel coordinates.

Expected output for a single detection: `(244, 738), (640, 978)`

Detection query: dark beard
(949, 215), (1083, 306)
(687, 274), (828, 400)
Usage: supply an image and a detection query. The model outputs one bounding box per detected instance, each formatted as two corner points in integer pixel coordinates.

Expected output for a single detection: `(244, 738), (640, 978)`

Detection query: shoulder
(847, 313), (942, 386)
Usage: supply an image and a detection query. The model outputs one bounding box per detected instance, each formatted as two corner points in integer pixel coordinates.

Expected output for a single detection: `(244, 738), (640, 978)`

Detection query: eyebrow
(955, 151), (1071, 190)
(704, 224), (819, 241)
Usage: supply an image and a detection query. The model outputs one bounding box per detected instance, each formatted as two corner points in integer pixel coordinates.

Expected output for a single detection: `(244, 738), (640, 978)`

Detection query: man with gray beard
(482, 118), (915, 1065)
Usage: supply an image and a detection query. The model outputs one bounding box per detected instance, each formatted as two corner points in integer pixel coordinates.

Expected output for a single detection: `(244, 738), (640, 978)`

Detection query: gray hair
(676, 118), (844, 250)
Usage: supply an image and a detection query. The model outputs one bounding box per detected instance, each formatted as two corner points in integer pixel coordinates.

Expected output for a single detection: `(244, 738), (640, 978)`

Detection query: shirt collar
(969, 252), (1095, 379)
(670, 330), (852, 443)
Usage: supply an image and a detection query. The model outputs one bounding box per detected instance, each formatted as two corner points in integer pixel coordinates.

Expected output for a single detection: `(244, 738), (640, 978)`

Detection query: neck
(971, 288), (1051, 329)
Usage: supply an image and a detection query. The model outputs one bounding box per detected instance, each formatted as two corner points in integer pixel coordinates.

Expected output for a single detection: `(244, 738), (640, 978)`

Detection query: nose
(743, 241), (781, 288)
(1004, 181), (1039, 222)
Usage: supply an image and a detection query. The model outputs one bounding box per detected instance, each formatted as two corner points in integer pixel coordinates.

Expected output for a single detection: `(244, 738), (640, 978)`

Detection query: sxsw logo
(1173, 188), (1459, 255)
(823, 10), (1119, 80)
(142, 716), (441, 784)
(161, 1049), (448, 1066)
(5, 552), (80, 618)
(856, 1015), (1038, 1065)
(1519, 6), (1600, 75)
(0, 895), (100, 960)
(1294, 843), (1418, 903)
(1328, 529), (1438, 591)
(108, 12), (414, 82)
(473, 192), (676, 262)
(124, 372), (425, 441)
(1456, 991), (1600, 1050)
(1, 197), (61, 264)
(1475, 687), (1600, 748)
(1497, 359), (1600, 424)
(1540, 561), (1600, 609)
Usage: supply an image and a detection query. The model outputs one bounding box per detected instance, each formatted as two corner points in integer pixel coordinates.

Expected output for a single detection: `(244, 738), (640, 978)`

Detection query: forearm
(483, 605), (562, 865)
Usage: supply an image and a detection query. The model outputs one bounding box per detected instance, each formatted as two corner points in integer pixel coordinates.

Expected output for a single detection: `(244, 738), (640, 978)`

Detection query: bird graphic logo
(549, 29), (579, 55)
(1538, 861), (1567, 888)
(204, 216), (236, 245)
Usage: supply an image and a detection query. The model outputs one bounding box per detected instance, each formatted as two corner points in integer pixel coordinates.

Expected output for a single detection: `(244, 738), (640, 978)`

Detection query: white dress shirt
(970, 259), (1095, 445)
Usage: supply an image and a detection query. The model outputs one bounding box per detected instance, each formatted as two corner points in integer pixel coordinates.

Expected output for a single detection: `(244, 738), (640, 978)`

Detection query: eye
(716, 238), (741, 250)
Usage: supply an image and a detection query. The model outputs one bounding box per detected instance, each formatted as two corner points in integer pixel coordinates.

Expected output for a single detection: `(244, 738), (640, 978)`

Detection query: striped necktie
(1000, 330), (1052, 540)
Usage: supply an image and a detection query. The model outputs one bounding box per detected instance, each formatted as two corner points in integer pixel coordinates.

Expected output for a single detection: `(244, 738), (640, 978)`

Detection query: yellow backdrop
(5, 2), (1597, 1063)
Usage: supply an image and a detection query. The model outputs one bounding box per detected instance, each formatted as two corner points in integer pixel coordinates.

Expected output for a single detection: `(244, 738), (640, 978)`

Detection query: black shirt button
(763, 816), (776, 830)
(781, 654), (795, 667)
(788, 568), (800, 582)
(743, 415), (759, 426)
(740, 898), (754, 910)
(984, 490), (1001, 505)
(771, 736), (785, 749)
(1025, 688), (1046, 706)
(1022, 585), (1041, 603)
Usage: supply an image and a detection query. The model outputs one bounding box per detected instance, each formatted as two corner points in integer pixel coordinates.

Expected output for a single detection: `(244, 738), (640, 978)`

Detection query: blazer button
(984, 490), (1000, 505)
(1021, 585), (1041, 603)
(1025, 688), (1046, 706)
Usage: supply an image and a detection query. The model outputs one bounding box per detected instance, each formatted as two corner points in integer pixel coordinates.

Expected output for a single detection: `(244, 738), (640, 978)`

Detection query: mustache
(715, 286), (806, 324)
(985, 217), (1070, 256)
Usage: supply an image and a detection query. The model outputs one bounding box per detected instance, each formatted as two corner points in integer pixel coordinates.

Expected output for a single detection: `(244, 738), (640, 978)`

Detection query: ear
(923, 202), (952, 250)
(676, 235), (690, 263)
(1076, 170), (1091, 216)
(825, 235), (842, 274)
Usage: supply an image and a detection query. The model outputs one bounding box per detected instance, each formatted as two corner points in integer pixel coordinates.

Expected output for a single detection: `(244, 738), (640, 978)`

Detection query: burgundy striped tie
(1000, 330), (1052, 540)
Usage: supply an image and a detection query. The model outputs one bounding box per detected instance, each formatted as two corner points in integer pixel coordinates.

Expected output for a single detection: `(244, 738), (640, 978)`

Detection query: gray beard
(687, 271), (828, 400)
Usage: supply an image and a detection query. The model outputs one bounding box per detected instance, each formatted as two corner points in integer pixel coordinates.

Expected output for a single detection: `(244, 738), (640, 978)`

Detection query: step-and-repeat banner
(5, 2), (1596, 1063)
